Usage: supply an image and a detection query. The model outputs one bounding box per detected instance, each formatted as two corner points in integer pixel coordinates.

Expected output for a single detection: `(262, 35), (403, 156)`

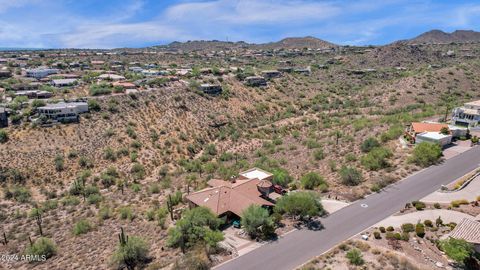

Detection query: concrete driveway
(443, 140), (471, 159)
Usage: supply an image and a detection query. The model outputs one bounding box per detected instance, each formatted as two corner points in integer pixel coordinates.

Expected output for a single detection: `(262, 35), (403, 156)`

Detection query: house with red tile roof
(185, 168), (277, 218)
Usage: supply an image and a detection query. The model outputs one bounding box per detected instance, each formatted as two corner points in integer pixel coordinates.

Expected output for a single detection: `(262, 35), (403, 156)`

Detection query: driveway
(443, 140), (471, 159)
(422, 174), (480, 203)
(215, 146), (480, 270)
(376, 209), (475, 227)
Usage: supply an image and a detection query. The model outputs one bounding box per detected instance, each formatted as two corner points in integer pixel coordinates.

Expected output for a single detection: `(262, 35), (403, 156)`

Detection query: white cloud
(0, 0), (40, 13)
(1, 0), (480, 48)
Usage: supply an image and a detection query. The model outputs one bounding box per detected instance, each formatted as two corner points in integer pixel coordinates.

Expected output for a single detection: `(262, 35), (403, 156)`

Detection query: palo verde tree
(274, 191), (324, 220)
(167, 207), (223, 254)
(241, 205), (275, 240)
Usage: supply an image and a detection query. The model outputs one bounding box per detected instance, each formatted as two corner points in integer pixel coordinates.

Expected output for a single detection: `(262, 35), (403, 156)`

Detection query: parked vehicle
(233, 220), (241, 228)
(273, 184), (286, 194)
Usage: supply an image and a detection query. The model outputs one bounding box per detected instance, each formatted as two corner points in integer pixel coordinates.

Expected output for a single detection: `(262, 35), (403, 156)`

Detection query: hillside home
(199, 84), (222, 95)
(446, 218), (480, 252)
(261, 70), (282, 79)
(0, 107), (7, 128)
(98, 74), (125, 81)
(0, 69), (11, 78)
(405, 122), (453, 147)
(452, 100), (480, 127)
(245, 76), (267, 87)
(37, 102), (88, 123)
(15, 90), (52, 99)
(26, 68), (58, 79)
(294, 67), (311, 75)
(51, 78), (77, 87)
(185, 168), (277, 219)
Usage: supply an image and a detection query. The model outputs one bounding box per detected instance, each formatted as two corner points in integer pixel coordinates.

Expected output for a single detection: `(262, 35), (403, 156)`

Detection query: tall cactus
(167, 194), (174, 221)
(118, 227), (128, 246)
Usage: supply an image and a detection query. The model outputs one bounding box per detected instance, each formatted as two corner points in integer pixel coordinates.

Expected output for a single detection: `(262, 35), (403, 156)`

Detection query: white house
(37, 102), (88, 123)
(452, 100), (480, 127)
(51, 78), (77, 87)
(26, 68), (58, 79)
(415, 132), (452, 147)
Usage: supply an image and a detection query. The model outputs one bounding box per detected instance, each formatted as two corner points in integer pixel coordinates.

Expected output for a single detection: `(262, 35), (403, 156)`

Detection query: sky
(0, 0), (480, 49)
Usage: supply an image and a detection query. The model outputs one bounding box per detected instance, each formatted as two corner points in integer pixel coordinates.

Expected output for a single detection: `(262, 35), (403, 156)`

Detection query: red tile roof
(186, 177), (273, 216)
(411, 122), (448, 133)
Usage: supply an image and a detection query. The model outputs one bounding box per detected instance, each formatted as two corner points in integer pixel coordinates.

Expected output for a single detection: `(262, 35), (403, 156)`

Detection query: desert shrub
(433, 203), (441, 209)
(98, 206), (112, 220)
(415, 223), (425, 238)
(439, 237), (474, 264)
(0, 129), (8, 143)
(451, 199), (468, 208)
(386, 226), (394, 232)
(401, 232), (410, 241)
(24, 237), (57, 261)
(379, 227), (386, 233)
(408, 142), (442, 167)
(373, 231), (381, 239)
(380, 125), (403, 142)
(424, 220), (433, 227)
(4, 186), (31, 203)
(361, 147), (392, 171)
(87, 99), (101, 111)
(104, 147), (117, 161)
(412, 201), (426, 210)
(73, 219), (92, 235)
(111, 234), (150, 269)
(339, 166), (363, 186)
(87, 194), (102, 205)
(361, 137), (380, 152)
(131, 163), (145, 180)
(62, 195), (80, 206)
(119, 206), (135, 220)
(89, 83), (112, 96)
(346, 248), (364, 266)
(300, 172), (328, 191)
(312, 149), (325, 160)
(401, 223), (415, 233)
(149, 183), (160, 194)
(436, 216), (443, 227)
(54, 154), (64, 172)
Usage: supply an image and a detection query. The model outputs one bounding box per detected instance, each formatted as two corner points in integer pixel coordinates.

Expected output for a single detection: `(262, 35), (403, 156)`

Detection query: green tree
(167, 207), (223, 253)
(339, 166), (363, 186)
(409, 142), (442, 167)
(275, 192), (323, 220)
(271, 168), (293, 187)
(300, 172), (328, 191)
(440, 238), (474, 264)
(241, 205), (274, 240)
(346, 248), (364, 265)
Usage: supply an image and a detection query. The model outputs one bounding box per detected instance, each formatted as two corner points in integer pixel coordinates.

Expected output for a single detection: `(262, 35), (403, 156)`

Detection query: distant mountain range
(405, 30), (480, 44)
(2, 30), (480, 52)
(153, 36), (337, 52)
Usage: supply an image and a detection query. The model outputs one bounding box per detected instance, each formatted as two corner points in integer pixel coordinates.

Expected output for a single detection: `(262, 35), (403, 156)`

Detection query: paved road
(216, 146), (480, 270)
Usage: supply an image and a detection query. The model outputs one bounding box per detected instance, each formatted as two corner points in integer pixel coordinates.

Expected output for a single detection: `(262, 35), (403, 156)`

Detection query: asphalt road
(216, 146), (480, 270)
